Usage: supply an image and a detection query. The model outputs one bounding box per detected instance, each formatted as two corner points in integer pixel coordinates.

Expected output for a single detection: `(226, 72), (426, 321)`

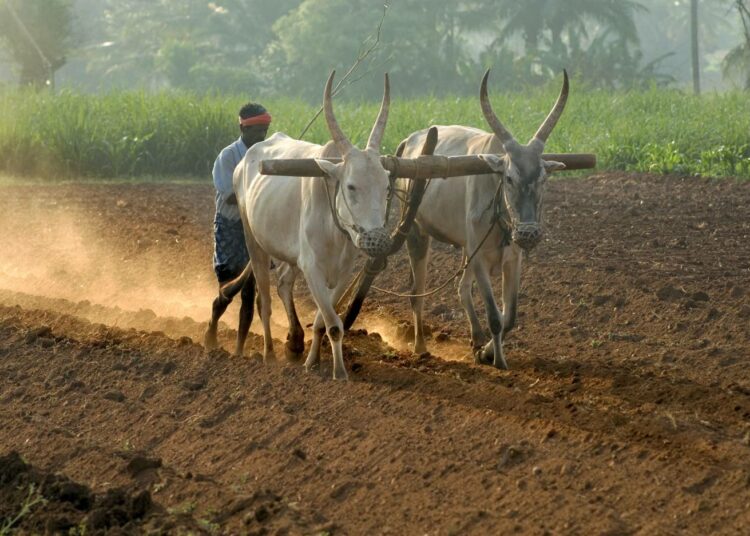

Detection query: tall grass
(1, 87), (749, 179)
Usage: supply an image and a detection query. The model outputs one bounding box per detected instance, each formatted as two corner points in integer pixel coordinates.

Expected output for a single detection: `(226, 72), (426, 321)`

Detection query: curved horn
(324, 70), (354, 154)
(480, 69), (515, 146)
(367, 73), (390, 151)
(531, 69), (569, 145)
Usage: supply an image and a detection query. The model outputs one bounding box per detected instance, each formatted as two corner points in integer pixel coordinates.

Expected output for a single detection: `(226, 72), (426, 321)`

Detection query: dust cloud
(0, 192), (414, 352)
(0, 209), (210, 318)
(0, 197), (293, 341)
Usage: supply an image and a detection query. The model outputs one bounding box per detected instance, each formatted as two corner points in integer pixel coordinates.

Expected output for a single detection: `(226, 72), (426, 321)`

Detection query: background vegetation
(2, 1), (750, 181)
(1, 86), (749, 179)
(2, 0), (750, 95)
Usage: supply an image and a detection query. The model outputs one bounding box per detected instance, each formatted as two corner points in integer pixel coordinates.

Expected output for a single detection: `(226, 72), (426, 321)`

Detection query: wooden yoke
(273, 134), (597, 329)
(260, 152), (596, 178)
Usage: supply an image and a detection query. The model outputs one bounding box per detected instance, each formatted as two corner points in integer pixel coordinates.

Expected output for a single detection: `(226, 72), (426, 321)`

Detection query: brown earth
(0, 174), (749, 535)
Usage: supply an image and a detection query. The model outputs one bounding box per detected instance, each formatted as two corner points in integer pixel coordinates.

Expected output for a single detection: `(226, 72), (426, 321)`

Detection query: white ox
(233, 72), (393, 380)
(397, 70), (569, 369)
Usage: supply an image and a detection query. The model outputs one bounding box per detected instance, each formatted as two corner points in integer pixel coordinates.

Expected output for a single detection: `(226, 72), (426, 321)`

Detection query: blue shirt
(212, 137), (248, 221)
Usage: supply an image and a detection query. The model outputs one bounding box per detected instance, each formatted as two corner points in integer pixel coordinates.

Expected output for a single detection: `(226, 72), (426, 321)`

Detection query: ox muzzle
(355, 227), (391, 258)
(511, 222), (543, 251)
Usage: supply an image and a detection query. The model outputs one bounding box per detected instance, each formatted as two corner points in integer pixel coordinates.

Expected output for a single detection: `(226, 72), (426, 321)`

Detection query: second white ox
(234, 72), (392, 380)
(397, 69), (569, 369)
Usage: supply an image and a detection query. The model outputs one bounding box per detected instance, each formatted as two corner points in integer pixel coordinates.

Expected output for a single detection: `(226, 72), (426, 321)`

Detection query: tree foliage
(0, 0), (73, 88)
(10, 0), (740, 94)
(85, 0), (300, 91)
(263, 0), (657, 97)
(495, 0), (644, 53)
(723, 0), (750, 88)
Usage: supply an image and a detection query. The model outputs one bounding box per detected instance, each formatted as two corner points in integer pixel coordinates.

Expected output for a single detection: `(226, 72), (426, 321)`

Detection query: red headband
(239, 112), (272, 127)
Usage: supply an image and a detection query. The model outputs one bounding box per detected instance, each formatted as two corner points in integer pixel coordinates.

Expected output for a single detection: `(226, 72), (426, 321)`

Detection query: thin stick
(298, 4), (389, 140)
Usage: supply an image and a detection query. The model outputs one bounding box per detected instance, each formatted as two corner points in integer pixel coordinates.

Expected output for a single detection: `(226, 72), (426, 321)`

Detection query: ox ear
(543, 160), (566, 173)
(315, 159), (343, 179)
(478, 154), (505, 173)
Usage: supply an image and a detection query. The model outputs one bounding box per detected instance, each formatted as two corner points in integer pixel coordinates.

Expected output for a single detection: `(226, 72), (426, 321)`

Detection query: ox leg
(501, 245), (522, 337)
(204, 291), (231, 351)
(406, 225), (430, 354)
(304, 310), (325, 372)
(234, 273), (257, 357)
(305, 272), (349, 380)
(277, 264), (305, 362)
(473, 262), (508, 370)
(248, 250), (276, 363)
(458, 262), (487, 351)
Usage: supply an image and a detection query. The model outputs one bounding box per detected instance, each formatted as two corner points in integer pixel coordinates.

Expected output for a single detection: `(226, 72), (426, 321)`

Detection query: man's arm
(213, 149), (238, 205)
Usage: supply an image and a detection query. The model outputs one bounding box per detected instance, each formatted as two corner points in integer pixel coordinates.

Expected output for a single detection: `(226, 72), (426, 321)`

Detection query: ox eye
(505, 175), (515, 186)
(347, 184), (356, 192)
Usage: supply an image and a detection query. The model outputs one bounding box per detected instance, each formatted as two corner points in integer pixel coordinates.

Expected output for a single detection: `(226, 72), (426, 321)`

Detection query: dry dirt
(0, 174), (749, 535)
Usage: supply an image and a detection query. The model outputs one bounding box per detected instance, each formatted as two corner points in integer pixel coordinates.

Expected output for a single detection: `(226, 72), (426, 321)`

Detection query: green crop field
(1, 86), (749, 180)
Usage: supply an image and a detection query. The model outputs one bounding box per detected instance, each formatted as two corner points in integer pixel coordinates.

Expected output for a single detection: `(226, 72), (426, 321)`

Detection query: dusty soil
(0, 174), (749, 535)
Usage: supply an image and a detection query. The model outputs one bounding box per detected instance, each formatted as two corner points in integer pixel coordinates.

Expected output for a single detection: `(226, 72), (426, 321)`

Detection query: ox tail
(219, 261), (254, 302)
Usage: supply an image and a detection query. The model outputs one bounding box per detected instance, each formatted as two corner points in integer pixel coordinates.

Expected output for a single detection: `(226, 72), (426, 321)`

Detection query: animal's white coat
(396, 71), (569, 369)
(233, 74), (391, 380)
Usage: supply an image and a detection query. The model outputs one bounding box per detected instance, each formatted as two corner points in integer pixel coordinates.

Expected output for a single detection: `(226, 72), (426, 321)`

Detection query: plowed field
(1, 174), (749, 535)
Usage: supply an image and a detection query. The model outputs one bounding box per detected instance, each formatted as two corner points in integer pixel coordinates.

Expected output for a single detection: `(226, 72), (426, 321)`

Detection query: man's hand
(226, 193), (238, 205)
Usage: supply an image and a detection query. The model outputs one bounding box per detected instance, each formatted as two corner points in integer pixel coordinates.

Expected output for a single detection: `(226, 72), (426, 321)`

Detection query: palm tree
(723, 0), (750, 89)
(495, 0), (645, 54)
(0, 0), (73, 88)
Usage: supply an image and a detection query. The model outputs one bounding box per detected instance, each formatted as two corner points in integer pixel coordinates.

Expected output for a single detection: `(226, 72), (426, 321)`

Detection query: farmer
(203, 103), (272, 352)
(212, 103), (272, 283)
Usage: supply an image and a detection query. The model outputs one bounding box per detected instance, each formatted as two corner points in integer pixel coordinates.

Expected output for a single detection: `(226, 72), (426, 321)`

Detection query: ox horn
(531, 69), (569, 146)
(480, 69), (515, 146)
(367, 73), (390, 152)
(324, 70), (354, 154)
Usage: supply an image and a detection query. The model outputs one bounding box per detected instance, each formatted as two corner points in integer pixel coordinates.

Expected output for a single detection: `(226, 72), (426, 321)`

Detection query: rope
(370, 179), (506, 299)
(323, 178), (352, 238)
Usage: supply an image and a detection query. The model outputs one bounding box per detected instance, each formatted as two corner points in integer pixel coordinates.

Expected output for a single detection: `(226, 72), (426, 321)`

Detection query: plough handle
(340, 127), (439, 330)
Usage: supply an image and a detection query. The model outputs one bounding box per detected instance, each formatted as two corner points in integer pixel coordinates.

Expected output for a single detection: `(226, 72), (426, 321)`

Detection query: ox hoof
(493, 356), (509, 370)
(285, 343), (305, 364)
(203, 330), (218, 352)
(332, 370), (349, 381)
(473, 345), (494, 366)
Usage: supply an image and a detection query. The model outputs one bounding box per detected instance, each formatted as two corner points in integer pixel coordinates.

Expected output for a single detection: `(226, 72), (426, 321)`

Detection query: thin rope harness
(323, 178), (354, 239)
(370, 178), (510, 299)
